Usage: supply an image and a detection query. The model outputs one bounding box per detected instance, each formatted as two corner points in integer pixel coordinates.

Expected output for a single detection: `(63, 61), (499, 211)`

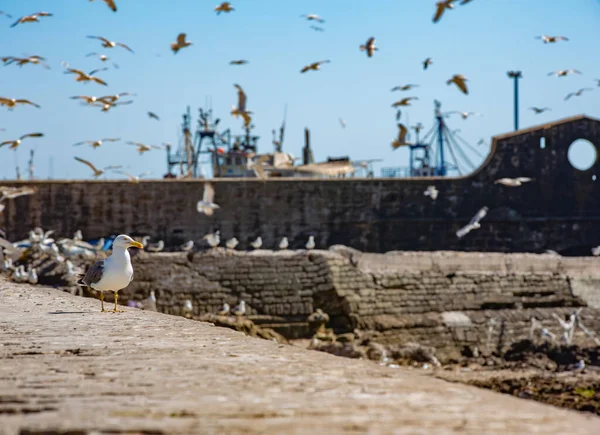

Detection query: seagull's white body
(279, 237), (289, 250)
(181, 240), (194, 252)
(27, 268), (38, 284)
(91, 243), (134, 292)
(306, 236), (315, 250)
(197, 183), (220, 216)
(592, 246), (600, 256)
(226, 237), (238, 249)
(250, 237), (262, 249)
(232, 300), (246, 316)
(494, 177), (533, 187)
(218, 302), (230, 315)
(424, 185), (439, 200)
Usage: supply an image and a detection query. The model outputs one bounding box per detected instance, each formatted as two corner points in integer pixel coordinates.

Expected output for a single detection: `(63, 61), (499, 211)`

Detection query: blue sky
(1, 0), (599, 180)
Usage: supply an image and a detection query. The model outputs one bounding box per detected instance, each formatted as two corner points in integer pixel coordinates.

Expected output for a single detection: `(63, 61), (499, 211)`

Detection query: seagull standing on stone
(204, 231), (220, 248)
(143, 290), (157, 311)
(456, 207), (488, 238)
(226, 237), (239, 250)
(180, 240), (194, 252)
(305, 236), (315, 250)
(197, 182), (220, 216)
(279, 237), (289, 250)
(146, 240), (164, 252)
(232, 300), (246, 316)
(424, 185), (439, 200)
(250, 237), (262, 249)
(182, 299), (193, 318)
(217, 302), (230, 316)
(494, 177), (533, 187)
(78, 234), (143, 312)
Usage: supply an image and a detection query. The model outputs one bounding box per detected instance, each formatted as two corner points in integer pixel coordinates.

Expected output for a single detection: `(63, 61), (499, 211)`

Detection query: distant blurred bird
(182, 299), (193, 318)
(301, 14), (325, 23)
(250, 237), (262, 249)
(592, 246), (600, 256)
(0, 133), (43, 150)
(217, 302), (230, 315)
(90, 0), (117, 12)
(310, 25), (325, 32)
(96, 100), (133, 112)
(300, 60), (330, 73)
(230, 60), (248, 65)
(548, 69), (581, 77)
(391, 123), (411, 149)
(63, 65), (108, 86)
(494, 177), (533, 187)
(204, 231), (220, 248)
(433, 0), (455, 23)
(86, 52), (111, 62)
(146, 240), (164, 252)
(115, 170), (151, 183)
(424, 185), (439, 200)
(0, 98), (40, 110)
(74, 157), (121, 177)
(391, 84), (419, 92)
(127, 142), (163, 154)
(87, 35), (134, 53)
(529, 107), (551, 114)
(1, 55), (49, 69)
(143, 291), (157, 311)
(447, 74), (469, 94)
(0, 11), (12, 19)
(423, 58), (433, 70)
(11, 11), (53, 28)
(147, 111), (160, 120)
(305, 236), (315, 250)
(171, 33), (192, 54)
(359, 37), (377, 57)
(339, 118), (346, 129)
(232, 300), (246, 316)
(279, 237), (289, 250)
(564, 88), (592, 101)
(215, 2), (234, 14)
(73, 138), (120, 149)
(477, 138), (488, 147)
(225, 237), (238, 250)
(98, 92), (136, 105)
(180, 240), (194, 252)
(391, 97), (418, 107)
(197, 183), (220, 216)
(448, 111), (480, 120)
(456, 207), (488, 238)
(535, 35), (568, 44)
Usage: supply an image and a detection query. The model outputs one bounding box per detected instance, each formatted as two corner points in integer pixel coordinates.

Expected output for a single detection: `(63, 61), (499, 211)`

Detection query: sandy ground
(1, 278), (599, 435)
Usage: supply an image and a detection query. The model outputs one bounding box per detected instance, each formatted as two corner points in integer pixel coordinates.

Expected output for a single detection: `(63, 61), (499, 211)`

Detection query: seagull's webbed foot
(111, 291), (123, 313)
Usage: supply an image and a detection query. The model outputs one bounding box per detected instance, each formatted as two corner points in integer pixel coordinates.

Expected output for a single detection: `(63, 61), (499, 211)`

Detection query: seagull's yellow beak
(128, 241), (144, 249)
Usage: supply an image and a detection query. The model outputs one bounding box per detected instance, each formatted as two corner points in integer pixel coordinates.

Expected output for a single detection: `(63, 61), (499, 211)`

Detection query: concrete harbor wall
(123, 249), (600, 356)
(2, 116), (600, 254)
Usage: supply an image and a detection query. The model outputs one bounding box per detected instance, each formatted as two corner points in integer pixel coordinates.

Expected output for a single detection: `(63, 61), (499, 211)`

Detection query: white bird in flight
(494, 177), (533, 187)
(197, 183), (220, 216)
(456, 207), (488, 238)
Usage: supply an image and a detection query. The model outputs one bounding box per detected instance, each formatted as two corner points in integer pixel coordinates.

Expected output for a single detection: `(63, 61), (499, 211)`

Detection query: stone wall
(2, 116), (600, 254)
(123, 248), (600, 356)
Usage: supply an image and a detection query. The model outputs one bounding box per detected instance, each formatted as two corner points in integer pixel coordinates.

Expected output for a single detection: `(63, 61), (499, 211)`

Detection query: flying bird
(197, 183), (220, 216)
(2, 55), (50, 69)
(300, 60), (330, 73)
(535, 35), (568, 44)
(391, 84), (419, 92)
(339, 118), (346, 129)
(147, 111), (160, 121)
(448, 111), (480, 120)
(301, 14), (325, 23)
(73, 138), (120, 149)
(95, 100), (133, 112)
(63, 65), (108, 86)
(477, 138), (488, 147)
(391, 97), (418, 107)
(359, 37), (378, 57)
(86, 52), (111, 62)
(90, 0), (117, 12)
(116, 170), (151, 184)
(98, 92), (135, 104)
(87, 36), (134, 53)
(447, 74), (469, 94)
(310, 25), (325, 32)
(0, 133), (43, 150)
(0, 11), (12, 19)
(171, 33), (192, 54)
(529, 107), (551, 114)
(231, 84), (252, 126)
(548, 69), (581, 77)
(433, 0), (455, 23)
(0, 98), (40, 110)
(456, 206), (488, 238)
(494, 177), (533, 187)
(127, 142), (163, 154)
(564, 88), (592, 101)
(11, 12), (53, 28)
(230, 60), (248, 65)
(215, 2), (234, 14)
(74, 157), (121, 178)
(423, 57), (433, 70)
(424, 185), (439, 200)
(391, 123), (411, 149)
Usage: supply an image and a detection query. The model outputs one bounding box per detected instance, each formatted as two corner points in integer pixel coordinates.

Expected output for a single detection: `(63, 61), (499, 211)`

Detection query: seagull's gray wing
(469, 206), (489, 225)
(456, 225), (472, 239)
(79, 259), (105, 286)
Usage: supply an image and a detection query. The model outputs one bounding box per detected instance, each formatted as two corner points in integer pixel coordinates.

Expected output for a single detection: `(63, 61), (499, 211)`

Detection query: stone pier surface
(1, 279), (598, 435)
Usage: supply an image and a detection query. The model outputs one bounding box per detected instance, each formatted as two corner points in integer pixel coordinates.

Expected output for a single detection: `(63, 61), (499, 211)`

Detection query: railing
(380, 167), (411, 178)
